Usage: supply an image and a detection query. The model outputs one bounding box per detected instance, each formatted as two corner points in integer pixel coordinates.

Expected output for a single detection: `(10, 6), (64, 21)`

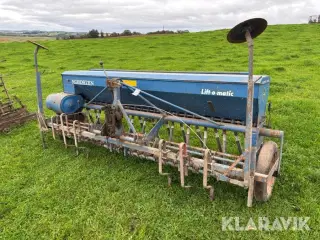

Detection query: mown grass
(1, 24), (320, 239)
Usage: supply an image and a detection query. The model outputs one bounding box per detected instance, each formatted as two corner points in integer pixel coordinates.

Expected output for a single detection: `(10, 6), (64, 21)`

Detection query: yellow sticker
(123, 80), (137, 87)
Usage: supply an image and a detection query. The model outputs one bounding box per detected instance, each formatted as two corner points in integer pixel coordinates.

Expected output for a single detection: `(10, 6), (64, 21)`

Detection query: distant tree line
(308, 15), (320, 24)
(146, 30), (189, 35)
(23, 30), (45, 34)
(57, 28), (189, 40)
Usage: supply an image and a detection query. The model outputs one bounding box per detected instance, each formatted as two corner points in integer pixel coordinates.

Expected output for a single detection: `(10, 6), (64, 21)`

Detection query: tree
(80, 34), (88, 39)
(88, 29), (99, 38)
(100, 30), (104, 38)
(110, 32), (119, 37)
(132, 31), (142, 35)
(121, 30), (132, 36)
(147, 30), (175, 35)
(177, 30), (189, 34)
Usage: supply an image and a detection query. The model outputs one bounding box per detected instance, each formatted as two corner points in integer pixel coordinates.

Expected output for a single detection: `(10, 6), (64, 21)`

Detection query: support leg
(203, 149), (214, 200)
(222, 130), (227, 153)
(73, 120), (79, 156)
(214, 129), (222, 152)
(247, 146), (257, 207)
(178, 142), (190, 188)
(60, 114), (67, 148)
(158, 139), (171, 186)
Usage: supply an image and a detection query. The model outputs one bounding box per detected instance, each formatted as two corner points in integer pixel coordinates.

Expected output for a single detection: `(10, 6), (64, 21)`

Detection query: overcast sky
(0, 0), (319, 32)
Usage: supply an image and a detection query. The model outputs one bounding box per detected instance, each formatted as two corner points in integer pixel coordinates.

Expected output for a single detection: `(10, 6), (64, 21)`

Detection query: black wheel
(254, 141), (278, 202)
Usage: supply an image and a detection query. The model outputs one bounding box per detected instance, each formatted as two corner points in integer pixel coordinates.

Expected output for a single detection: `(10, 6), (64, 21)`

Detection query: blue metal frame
(28, 41), (48, 148)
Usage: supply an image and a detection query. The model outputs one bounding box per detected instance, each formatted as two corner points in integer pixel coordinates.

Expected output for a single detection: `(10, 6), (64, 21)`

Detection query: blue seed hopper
(48, 70), (270, 125)
(33, 18), (284, 207)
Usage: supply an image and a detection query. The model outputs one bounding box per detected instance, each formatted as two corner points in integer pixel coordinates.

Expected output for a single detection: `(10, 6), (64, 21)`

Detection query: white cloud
(0, 0), (319, 32)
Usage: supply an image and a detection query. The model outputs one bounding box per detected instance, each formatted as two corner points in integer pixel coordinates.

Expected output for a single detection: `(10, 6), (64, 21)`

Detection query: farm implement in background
(0, 61), (36, 132)
(34, 18), (284, 207)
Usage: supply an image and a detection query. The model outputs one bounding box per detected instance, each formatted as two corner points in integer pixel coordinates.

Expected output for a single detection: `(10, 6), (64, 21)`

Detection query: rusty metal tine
(128, 115), (133, 133)
(85, 109), (94, 123)
(60, 113), (67, 148)
(203, 149), (209, 187)
(93, 109), (97, 124)
(166, 122), (170, 138)
(138, 116), (143, 129)
(234, 132), (242, 154)
(203, 149), (214, 200)
(158, 139), (171, 186)
(214, 128), (223, 152)
(169, 122), (174, 142)
(51, 116), (56, 140)
(73, 120), (79, 156)
(123, 147), (127, 156)
(180, 123), (186, 143)
(152, 138), (158, 148)
(179, 142), (186, 187)
(203, 127), (208, 147)
(56, 115), (59, 129)
(158, 139), (164, 174)
(65, 114), (69, 131)
(184, 164), (188, 176)
(186, 127), (190, 145)
(131, 117), (134, 132)
(142, 119), (146, 134)
(222, 130), (227, 153)
(278, 132), (285, 174)
(95, 110), (101, 124)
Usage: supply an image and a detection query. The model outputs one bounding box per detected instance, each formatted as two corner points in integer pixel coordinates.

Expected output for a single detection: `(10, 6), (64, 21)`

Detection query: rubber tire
(254, 141), (278, 202)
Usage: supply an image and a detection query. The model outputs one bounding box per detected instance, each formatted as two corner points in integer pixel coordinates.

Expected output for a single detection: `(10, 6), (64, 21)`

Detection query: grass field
(0, 23), (320, 239)
(0, 36), (55, 42)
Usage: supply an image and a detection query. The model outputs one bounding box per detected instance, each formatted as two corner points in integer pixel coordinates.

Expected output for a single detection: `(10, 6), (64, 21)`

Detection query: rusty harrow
(0, 74), (36, 132)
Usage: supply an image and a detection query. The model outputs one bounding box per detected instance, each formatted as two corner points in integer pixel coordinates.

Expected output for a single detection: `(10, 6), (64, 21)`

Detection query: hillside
(0, 24), (319, 239)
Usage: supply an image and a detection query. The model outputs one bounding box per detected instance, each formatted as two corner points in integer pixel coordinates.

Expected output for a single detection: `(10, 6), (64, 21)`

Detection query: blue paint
(58, 70), (270, 123)
(63, 70), (269, 83)
(36, 72), (43, 113)
(46, 93), (84, 114)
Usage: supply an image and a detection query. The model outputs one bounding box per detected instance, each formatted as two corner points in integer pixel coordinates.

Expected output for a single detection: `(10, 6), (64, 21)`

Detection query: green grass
(1, 23), (320, 239)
